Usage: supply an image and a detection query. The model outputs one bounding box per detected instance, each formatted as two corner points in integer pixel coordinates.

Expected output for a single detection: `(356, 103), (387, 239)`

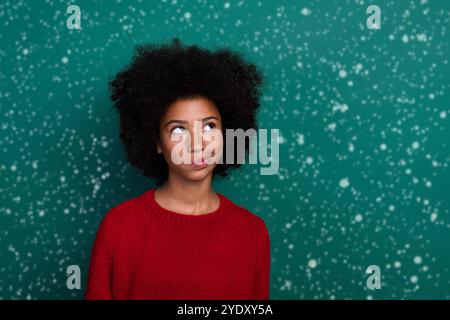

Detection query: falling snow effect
(0, 0), (449, 299)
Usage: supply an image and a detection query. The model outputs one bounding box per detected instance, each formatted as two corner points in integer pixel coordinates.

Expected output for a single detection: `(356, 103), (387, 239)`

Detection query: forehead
(162, 97), (221, 121)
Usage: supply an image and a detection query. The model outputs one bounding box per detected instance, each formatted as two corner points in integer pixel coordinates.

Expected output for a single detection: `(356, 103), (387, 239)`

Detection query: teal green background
(1, 0), (449, 299)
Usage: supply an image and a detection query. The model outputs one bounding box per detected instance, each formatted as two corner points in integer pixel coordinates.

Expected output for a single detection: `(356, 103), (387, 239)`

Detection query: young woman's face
(156, 96), (224, 182)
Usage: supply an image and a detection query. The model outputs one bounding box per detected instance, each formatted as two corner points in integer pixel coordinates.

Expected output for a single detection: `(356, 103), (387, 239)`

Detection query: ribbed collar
(139, 188), (232, 229)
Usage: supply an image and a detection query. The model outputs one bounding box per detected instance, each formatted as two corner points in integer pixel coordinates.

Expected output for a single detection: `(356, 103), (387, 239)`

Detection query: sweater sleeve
(253, 219), (271, 300)
(85, 210), (114, 300)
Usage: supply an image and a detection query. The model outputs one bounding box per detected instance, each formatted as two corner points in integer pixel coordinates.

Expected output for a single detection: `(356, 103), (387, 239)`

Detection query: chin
(183, 168), (214, 181)
(170, 164), (216, 182)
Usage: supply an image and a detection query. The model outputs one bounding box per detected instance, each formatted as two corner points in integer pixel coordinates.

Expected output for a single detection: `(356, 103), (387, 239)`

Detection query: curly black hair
(109, 38), (264, 185)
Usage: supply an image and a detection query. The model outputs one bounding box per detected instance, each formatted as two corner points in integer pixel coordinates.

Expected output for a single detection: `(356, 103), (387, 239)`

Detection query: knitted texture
(85, 188), (270, 300)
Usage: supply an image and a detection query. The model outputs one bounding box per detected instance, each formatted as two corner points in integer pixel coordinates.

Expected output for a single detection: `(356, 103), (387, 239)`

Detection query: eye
(171, 126), (185, 134)
(203, 122), (216, 132)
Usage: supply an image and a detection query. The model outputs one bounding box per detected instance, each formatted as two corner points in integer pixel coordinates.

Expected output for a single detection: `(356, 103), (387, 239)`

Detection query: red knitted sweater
(85, 188), (270, 300)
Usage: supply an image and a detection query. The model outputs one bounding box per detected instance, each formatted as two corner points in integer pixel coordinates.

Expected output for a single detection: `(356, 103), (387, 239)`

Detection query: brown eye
(203, 122), (216, 132)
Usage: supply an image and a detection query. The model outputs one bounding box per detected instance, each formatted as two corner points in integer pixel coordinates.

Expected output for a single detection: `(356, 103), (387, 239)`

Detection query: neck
(157, 171), (217, 214)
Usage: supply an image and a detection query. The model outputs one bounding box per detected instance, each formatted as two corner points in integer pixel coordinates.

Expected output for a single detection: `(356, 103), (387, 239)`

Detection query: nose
(188, 133), (204, 164)
(186, 136), (204, 157)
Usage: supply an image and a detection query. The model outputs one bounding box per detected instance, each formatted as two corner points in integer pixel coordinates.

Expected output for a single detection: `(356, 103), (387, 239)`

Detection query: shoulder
(98, 190), (148, 229)
(222, 194), (270, 239)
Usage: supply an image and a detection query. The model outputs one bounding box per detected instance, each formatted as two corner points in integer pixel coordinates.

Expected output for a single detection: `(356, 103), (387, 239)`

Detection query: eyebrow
(163, 116), (220, 127)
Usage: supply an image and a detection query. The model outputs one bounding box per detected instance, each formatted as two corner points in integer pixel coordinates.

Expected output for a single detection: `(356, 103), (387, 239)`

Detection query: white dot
(22, 48), (29, 55)
(380, 143), (387, 150)
(348, 143), (355, 152)
(402, 34), (409, 43)
(388, 205), (395, 212)
(416, 33), (427, 42)
(224, 2), (230, 9)
(413, 256), (422, 264)
(301, 8), (311, 16)
(328, 122), (337, 131)
(439, 111), (446, 119)
(394, 261), (401, 268)
(306, 156), (313, 164)
(412, 141), (420, 149)
(339, 70), (347, 78)
(283, 279), (292, 290)
(355, 214), (363, 222)
(38, 210), (45, 217)
(62, 57), (69, 64)
(410, 275), (418, 283)
(308, 259), (317, 269)
(10, 164), (17, 171)
(339, 178), (350, 188)
(184, 12), (192, 19)
(430, 212), (438, 222)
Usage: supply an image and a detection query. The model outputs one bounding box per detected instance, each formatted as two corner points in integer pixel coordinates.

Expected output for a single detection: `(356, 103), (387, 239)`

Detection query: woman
(85, 38), (270, 300)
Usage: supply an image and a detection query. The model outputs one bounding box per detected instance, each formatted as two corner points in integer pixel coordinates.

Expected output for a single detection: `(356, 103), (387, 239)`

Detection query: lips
(190, 156), (209, 168)
(191, 157), (206, 165)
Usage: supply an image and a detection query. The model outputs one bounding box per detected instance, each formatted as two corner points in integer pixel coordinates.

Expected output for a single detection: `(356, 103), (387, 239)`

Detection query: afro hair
(109, 38), (264, 185)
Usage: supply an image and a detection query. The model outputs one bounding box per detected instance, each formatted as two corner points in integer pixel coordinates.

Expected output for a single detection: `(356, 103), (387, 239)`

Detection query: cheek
(159, 135), (177, 161)
(159, 135), (171, 153)
(161, 133), (183, 150)
(161, 134), (191, 164)
(204, 133), (224, 161)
